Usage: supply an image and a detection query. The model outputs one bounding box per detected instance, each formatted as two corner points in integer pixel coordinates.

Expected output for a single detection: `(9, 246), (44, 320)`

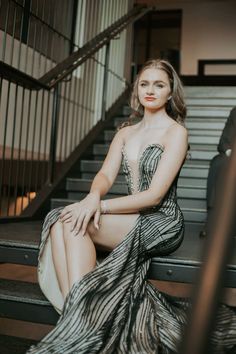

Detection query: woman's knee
(50, 220), (63, 238)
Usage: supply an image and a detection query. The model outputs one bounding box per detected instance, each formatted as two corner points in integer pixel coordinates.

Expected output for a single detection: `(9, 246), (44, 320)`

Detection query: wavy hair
(118, 59), (187, 130)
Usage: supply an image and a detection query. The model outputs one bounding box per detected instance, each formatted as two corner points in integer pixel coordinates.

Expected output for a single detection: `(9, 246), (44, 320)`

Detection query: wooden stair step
(0, 334), (37, 354)
(0, 278), (59, 325)
(0, 221), (41, 266)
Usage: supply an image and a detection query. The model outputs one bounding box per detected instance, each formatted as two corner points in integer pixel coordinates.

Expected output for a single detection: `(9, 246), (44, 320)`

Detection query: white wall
(146, 0), (236, 75)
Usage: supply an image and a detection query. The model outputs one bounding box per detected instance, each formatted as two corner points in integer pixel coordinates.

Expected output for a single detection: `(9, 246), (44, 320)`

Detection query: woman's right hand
(59, 192), (101, 236)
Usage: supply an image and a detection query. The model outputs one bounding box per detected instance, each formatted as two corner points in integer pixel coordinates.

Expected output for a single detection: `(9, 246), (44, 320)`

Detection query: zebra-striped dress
(27, 144), (236, 353)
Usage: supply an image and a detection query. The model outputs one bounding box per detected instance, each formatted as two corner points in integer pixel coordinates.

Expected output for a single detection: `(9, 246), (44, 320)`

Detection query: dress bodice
(121, 143), (178, 210)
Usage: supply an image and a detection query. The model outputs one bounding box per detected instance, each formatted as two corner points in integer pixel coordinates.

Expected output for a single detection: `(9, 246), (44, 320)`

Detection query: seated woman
(200, 106), (236, 237)
(28, 59), (236, 354)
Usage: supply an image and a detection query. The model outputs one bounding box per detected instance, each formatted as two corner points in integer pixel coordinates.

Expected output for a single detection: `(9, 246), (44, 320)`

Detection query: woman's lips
(145, 97), (156, 101)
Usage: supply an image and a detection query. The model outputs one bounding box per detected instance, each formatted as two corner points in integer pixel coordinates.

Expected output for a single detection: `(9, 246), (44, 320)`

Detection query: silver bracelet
(101, 200), (109, 214)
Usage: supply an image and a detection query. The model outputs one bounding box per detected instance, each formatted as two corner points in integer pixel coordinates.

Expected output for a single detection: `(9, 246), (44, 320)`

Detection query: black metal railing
(0, 1), (150, 217)
(198, 59), (236, 76)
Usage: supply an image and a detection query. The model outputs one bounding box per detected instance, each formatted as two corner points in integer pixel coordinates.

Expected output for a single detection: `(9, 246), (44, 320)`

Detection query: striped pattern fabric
(27, 144), (236, 353)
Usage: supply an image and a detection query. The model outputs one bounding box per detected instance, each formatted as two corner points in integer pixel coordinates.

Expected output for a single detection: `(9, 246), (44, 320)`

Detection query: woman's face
(137, 67), (171, 112)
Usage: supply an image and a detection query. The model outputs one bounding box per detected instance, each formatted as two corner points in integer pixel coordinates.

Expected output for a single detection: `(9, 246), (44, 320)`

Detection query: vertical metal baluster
(81, 1), (90, 136)
(6, 83), (18, 216)
(63, 78), (73, 160)
(20, 87), (32, 212)
(73, 0), (84, 147)
(1, 0), (10, 61)
(67, 0), (79, 155)
(3, 2), (17, 214)
(26, 13), (38, 208)
(48, 0), (54, 69)
(81, 61), (88, 138)
(84, 58), (92, 134)
(9, 1), (16, 67)
(34, 0), (46, 191)
(13, 86), (25, 215)
(58, 82), (67, 162)
(0, 80), (12, 216)
(30, 9), (36, 77)
(101, 42), (110, 121)
(48, 84), (60, 184)
(42, 90), (52, 186)
(71, 72), (81, 151)
(89, 3), (98, 128)
(16, 2), (25, 71)
(27, 90), (39, 202)
(40, 0), (50, 185)
(42, 0), (48, 75)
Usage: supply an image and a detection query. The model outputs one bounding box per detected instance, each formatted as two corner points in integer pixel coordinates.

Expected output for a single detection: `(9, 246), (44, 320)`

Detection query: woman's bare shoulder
(116, 124), (137, 141)
(168, 121), (187, 136)
(164, 122), (188, 147)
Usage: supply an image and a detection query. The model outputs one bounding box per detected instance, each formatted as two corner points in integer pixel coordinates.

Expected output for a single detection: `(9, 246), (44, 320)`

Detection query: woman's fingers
(73, 213), (86, 235)
(59, 206), (73, 220)
(60, 212), (72, 223)
(94, 209), (101, 230)
(80, 214), (92, 236)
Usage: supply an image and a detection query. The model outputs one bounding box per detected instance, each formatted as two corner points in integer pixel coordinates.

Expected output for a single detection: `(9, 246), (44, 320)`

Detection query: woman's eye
(140, 83), (147, 87)
(155, 84), (164, 88)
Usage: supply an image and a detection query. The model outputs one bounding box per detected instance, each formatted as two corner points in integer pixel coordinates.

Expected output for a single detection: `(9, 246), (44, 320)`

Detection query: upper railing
(0, 0), (150, 218)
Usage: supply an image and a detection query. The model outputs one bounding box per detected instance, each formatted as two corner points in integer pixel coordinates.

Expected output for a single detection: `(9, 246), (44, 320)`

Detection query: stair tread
(0, 278), (50, 306)
(0, 221), (41, 249)
(0, 334), (37, 354)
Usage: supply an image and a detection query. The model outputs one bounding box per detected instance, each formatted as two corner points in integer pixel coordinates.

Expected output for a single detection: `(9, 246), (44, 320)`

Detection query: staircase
(51, 86), (236, 224)
(0, 86), (236, 351)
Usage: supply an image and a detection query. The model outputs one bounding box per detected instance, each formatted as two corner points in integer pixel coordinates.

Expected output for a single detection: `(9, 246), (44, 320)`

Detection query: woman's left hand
(59, 192), (101, 236)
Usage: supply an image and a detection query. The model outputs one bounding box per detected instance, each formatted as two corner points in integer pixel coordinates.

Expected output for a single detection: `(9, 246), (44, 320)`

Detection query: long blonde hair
(118, 59), (186, 130)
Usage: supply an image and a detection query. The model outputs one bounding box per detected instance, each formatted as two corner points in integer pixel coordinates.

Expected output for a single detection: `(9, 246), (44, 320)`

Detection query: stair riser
(113, 118), (227, 129)
(66, 177), (206, 198)
(182, 210), (206, 223)
(185, 98), (236, 106)
(81, 173), (207, 188)
(0, 246), (38, 266)
(103, 131), (220, 145)
(184, 86), (236, 97)
(80, 160), (209, 178)
(0, 299), (58, 325)
(51, 199), (206, 224)
(52, 197), (206, 211)
(92, 145), (218, 161)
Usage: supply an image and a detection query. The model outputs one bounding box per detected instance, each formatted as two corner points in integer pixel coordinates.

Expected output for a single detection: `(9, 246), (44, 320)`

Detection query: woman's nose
(146, 85), (154, 95)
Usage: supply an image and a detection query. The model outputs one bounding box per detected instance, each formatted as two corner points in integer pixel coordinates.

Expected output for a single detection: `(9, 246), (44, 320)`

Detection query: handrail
(198, 59), (236, 76)
(39, 6), (150, 88)
(0, 6), (150, 91)
(0, 61), (48, 90)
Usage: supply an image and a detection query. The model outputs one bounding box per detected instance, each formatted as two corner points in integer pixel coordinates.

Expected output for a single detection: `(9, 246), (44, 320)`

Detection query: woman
(28, 59), (235, 353)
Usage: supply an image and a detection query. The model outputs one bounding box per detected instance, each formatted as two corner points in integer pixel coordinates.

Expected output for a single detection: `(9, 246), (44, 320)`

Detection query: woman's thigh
(87, 213), (140, 251)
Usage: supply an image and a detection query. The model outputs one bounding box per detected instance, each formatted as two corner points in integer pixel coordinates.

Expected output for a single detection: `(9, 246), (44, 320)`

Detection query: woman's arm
(59, 128), (126, 228)
(89, 127), (128, 197)
(101, 125), (188, 214)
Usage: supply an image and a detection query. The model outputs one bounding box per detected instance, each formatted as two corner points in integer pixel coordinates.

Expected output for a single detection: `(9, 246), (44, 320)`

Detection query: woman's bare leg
(51, 213), (140, 294)
(63, 222), (97, 289)
(87, 213), (140, 251)
(50, 221), (69, 299)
